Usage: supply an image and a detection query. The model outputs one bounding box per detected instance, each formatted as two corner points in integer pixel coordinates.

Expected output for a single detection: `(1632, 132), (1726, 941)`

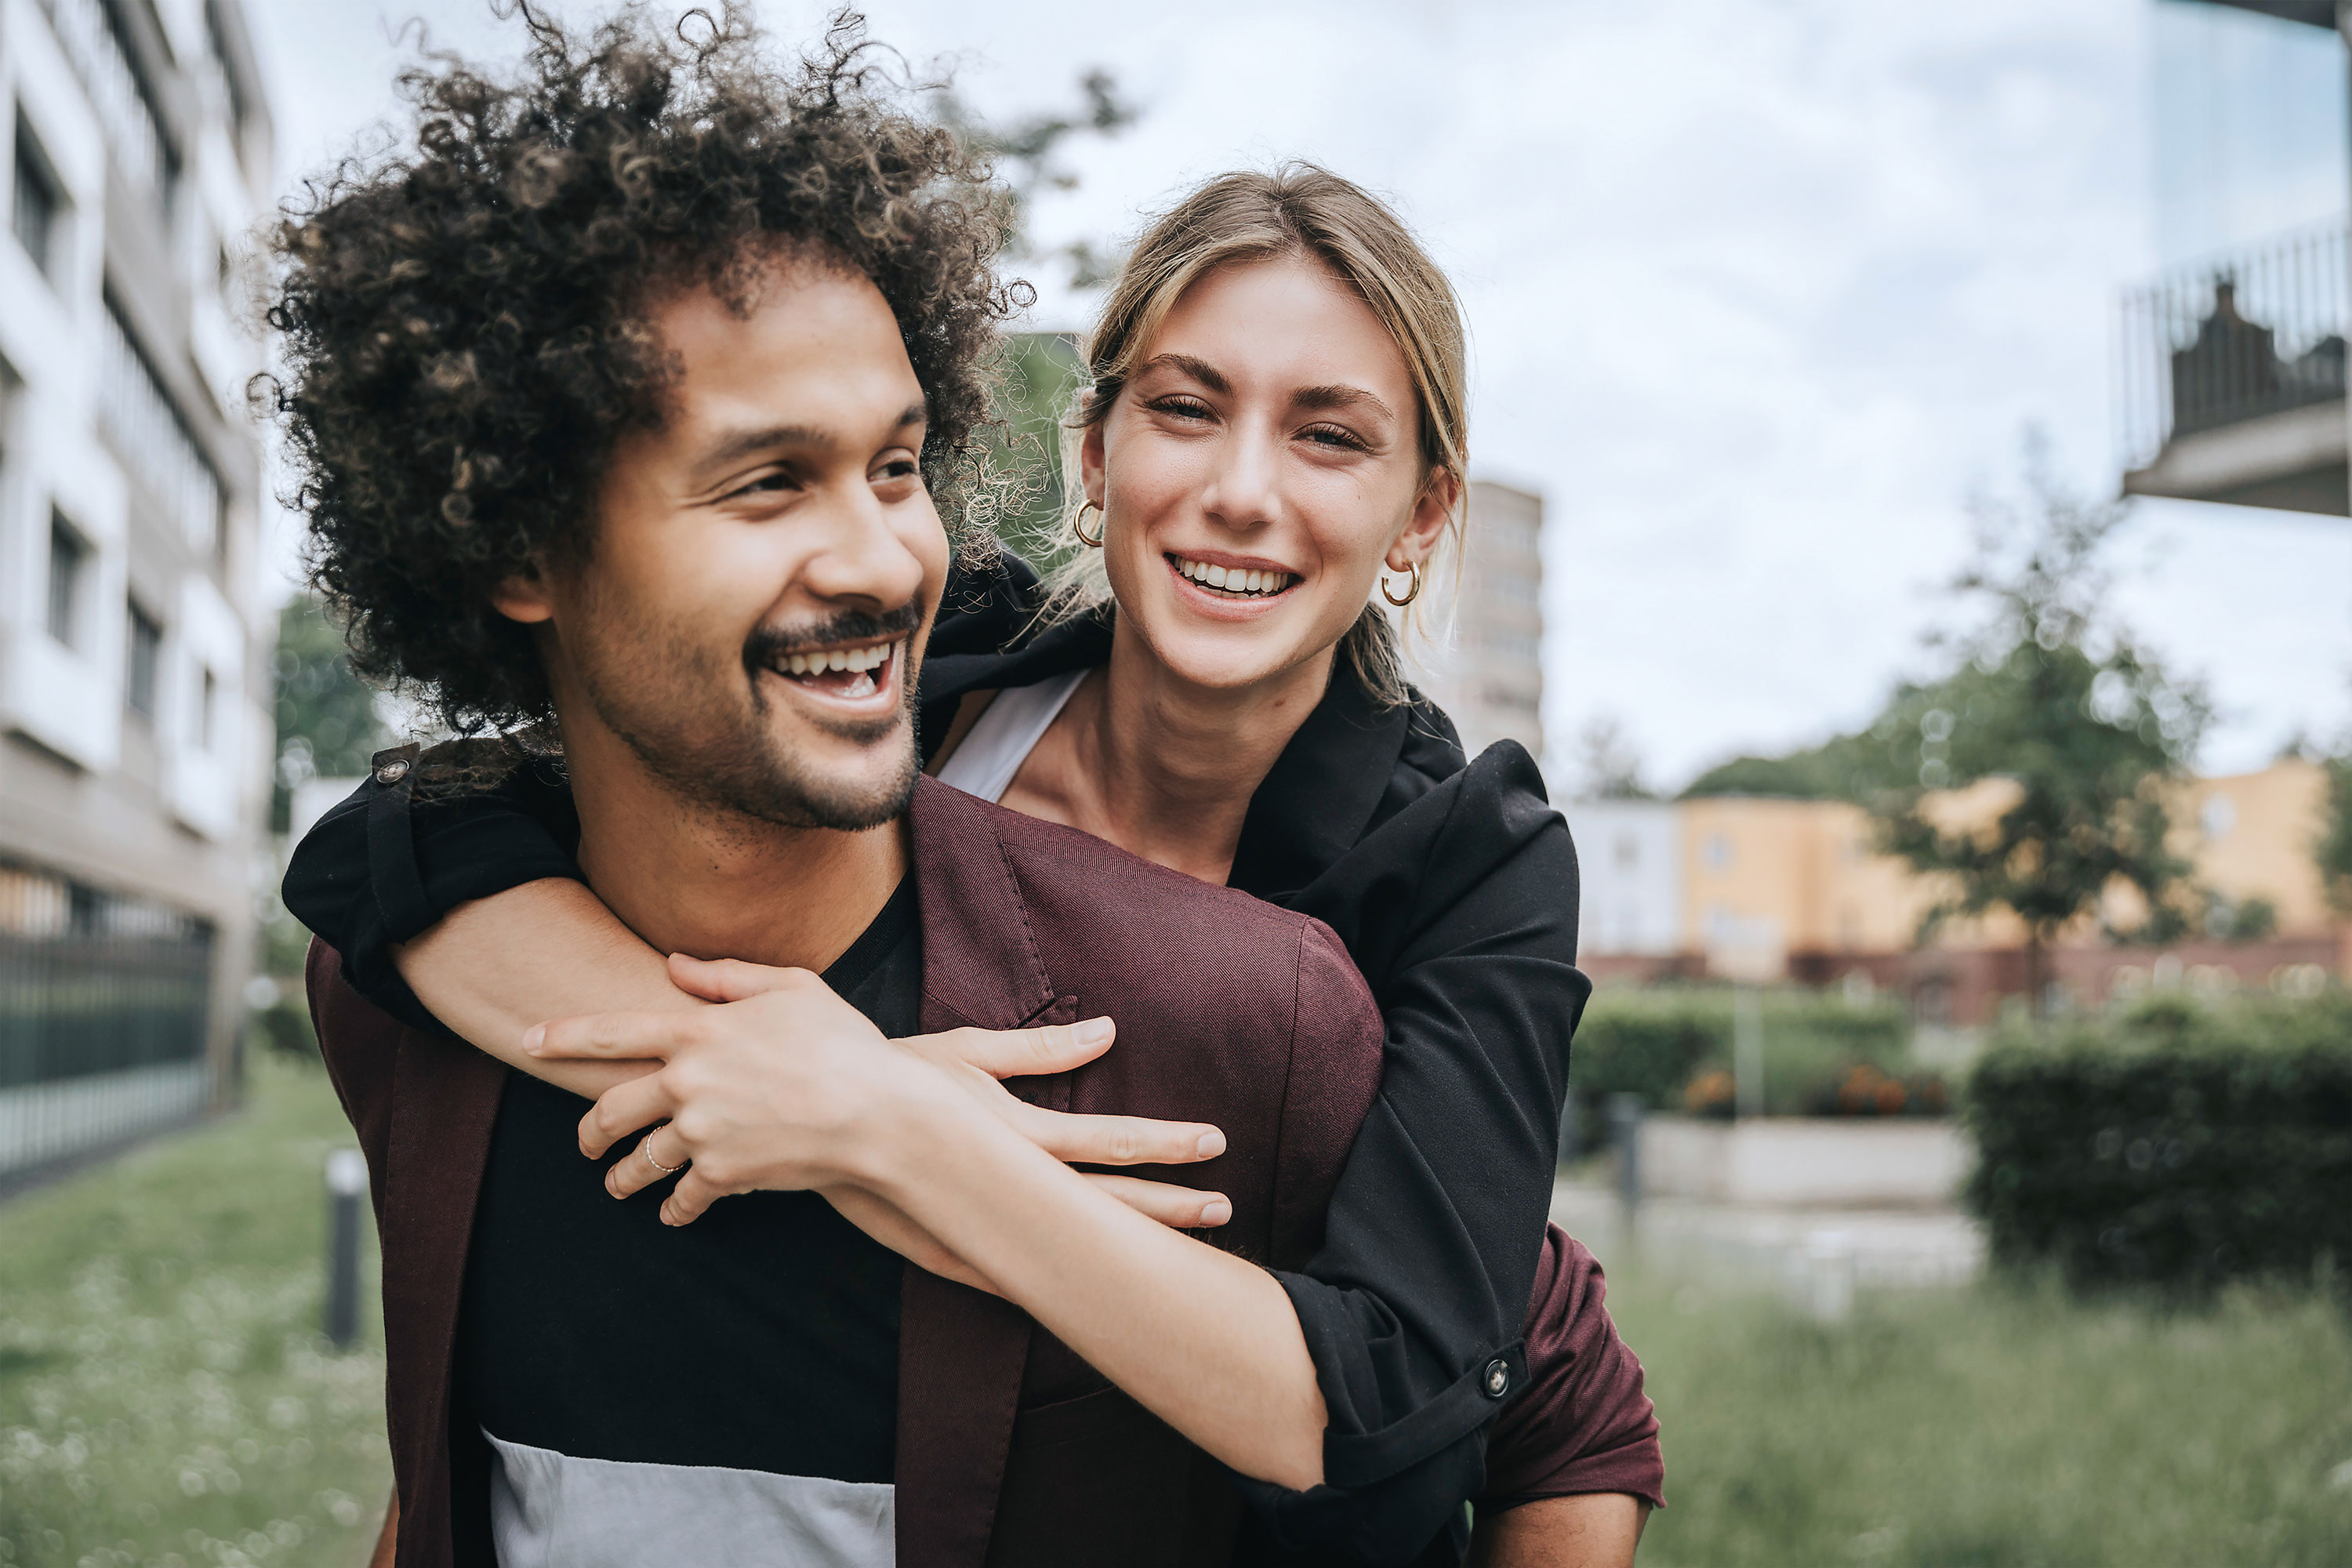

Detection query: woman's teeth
(1174, 557), (1294, 598)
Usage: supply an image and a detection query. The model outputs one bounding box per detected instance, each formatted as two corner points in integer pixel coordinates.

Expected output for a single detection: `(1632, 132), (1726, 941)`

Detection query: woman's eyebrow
(1293, 383), (1395, 422)
(1136, 353), (1232, 396)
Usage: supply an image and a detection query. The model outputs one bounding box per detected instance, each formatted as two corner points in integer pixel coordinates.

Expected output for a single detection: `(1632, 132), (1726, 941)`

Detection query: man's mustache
(741, 604), (927, 674)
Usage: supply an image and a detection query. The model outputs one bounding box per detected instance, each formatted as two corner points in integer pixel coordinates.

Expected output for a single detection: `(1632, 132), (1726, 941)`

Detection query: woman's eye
(1301, 424), (1368, 452)
(874, 457), (924, 485)
(1154, 397), (1214, 422)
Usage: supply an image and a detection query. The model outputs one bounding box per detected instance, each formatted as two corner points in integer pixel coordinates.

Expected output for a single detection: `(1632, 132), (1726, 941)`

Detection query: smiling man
(270, 9), (1407, 1568)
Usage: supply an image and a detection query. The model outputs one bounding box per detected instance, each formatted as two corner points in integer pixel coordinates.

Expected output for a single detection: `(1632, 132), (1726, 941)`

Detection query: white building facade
(1559, 797), (1683, 958)
(1421, 479), (1544, 761)
(0, 0), (273, 1178)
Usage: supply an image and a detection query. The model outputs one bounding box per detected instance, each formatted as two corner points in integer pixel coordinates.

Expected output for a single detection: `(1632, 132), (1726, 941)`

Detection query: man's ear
(1387, 466), (1461, 572)
(491, 564), (555, 625)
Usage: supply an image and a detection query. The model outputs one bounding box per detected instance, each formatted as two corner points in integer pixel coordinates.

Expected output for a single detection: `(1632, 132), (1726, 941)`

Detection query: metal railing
(2117, 223), (2348, 470)
(0, 862), (215, 1175)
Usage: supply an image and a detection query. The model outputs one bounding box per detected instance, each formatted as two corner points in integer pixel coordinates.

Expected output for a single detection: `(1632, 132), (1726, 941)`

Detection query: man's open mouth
(1168, 554), (1299, 600)
(765, 639), (901, 702)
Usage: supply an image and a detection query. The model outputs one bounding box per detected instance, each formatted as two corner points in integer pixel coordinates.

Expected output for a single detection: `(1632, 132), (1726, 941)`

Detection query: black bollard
(1607, 1093), (1644, 1226)
(325, 1149), (366, 1349)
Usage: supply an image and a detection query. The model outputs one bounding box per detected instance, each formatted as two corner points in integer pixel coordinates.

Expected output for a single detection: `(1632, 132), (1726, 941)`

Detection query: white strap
(933, 670), (1088, 804)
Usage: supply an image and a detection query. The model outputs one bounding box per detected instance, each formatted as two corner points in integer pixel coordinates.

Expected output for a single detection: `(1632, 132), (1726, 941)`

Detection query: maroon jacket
(307, 775), (1660, 1566)
(310, 776), (1385, 1567)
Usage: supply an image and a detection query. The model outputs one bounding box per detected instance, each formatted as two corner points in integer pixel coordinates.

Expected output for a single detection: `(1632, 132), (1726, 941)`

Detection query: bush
(1566, 985), (1920, 1149)
(1965, 992), (2352, 1298)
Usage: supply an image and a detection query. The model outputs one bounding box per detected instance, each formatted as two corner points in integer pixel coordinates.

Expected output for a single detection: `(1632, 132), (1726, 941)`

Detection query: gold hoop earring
(1380, 561), (1422, 607)
(1072, 501), (1105, 549)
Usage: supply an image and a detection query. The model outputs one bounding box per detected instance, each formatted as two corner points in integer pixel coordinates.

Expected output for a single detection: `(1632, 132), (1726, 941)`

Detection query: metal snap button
(1482, 1358), (1510, 1399)
(374, 757), (411, 785)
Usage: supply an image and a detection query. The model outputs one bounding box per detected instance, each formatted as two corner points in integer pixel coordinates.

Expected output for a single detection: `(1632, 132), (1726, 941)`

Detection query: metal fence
(0, 862), (216, 1177)
(2117, 223), (2349, 470)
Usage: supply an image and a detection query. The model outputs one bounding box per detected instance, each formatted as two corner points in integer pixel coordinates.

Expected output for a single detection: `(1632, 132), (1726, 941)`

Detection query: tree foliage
(1868, 445), (2208, 1007)
(271, 595), (390, 834)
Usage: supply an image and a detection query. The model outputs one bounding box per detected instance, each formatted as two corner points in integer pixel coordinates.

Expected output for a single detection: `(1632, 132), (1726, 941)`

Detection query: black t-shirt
(455, 875), (920, 1483)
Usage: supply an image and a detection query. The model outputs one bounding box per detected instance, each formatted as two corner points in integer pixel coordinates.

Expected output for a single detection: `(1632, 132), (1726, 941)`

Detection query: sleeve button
(1482, 1358), (1510, 1399)
(373, 757), (411, 785)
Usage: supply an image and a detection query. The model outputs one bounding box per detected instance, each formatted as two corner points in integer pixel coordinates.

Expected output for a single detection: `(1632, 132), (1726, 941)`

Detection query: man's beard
(569, 596), (926, 833)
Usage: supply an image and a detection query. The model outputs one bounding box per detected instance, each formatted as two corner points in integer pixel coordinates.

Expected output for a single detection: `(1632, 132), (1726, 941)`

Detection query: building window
(1704, 832), (1733, 872)
(198, 666), (217, 750)
(11, 120), (60, 279)
(99, 301), (223, 556)
(126, 601), (162, 718)
(46, 512), (88, 648)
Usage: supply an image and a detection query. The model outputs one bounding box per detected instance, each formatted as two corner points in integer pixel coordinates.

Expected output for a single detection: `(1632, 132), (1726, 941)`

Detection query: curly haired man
(272, 9), (1403, 1566)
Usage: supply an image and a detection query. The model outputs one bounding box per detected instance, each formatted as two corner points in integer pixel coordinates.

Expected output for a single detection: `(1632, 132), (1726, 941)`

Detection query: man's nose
(799, 485), (928, 612)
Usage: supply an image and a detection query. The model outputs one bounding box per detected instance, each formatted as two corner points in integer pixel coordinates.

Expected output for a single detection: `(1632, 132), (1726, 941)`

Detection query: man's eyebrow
(1292, 383), (1396, 422)
(689, 403), (928, 487)
(1134, 353), (1232, 397)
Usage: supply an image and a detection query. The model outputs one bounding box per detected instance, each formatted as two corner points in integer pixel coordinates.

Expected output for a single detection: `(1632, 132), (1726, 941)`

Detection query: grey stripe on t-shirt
(485, 1430), (895, 1567)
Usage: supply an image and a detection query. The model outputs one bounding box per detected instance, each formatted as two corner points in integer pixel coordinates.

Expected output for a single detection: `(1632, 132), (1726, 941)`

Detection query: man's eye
(724, 471), (795, 501)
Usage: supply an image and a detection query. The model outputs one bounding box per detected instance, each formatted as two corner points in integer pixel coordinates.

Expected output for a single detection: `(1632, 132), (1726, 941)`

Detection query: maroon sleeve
(1477, 1225), (1665, 1512)
(303, 938), (404, 1232)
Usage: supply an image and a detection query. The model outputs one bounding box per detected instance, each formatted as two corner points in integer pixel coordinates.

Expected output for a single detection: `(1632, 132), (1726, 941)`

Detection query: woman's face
(1082, 253), (1453, 695)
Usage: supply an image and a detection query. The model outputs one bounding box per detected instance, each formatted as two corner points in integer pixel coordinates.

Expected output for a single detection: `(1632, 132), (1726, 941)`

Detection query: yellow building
(1644, 759), (2337, 1012)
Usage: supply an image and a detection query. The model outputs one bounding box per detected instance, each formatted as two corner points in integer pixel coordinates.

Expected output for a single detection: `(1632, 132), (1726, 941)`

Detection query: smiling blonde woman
(288, 164), (1660, 1566)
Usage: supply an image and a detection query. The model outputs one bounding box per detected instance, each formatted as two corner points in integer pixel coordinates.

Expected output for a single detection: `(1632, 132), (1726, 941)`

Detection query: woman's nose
(1200, 424), (1281, 532)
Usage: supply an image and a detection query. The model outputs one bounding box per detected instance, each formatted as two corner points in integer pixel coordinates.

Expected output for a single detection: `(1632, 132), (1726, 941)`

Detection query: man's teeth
(781, 641), (893, 677)
(1174, 558), (1294, 597)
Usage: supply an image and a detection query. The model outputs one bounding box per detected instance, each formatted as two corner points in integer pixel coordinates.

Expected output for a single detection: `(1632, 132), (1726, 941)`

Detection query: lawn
(1607, 1265), (2352, 1567)
(3, 1058), (2349, 1567)
(0, 1053), (390, 1568)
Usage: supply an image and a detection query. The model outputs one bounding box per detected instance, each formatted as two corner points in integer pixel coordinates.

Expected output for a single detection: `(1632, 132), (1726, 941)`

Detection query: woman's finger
(528, 1009), (710, 1062)
(666, 954), (821, 1004)
(661, 1169), (726, 1227)
(604, 1122), (690, 1200)
(577, 1074), (677, 1160)
(913, 1018), (1118, 1081)
(1083, 1172), (1232, 1229)
(1007, 1104), (1228, 1167)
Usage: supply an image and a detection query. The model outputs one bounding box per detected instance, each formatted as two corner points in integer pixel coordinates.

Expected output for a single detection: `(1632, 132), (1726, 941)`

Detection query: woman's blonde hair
(1033, 162), (1468, 706)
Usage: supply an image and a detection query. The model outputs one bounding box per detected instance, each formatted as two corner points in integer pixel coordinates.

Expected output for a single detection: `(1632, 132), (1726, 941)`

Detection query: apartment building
(2119, 1), (2351, 514)
(1421, 479), (1544, 760)
(0, 0), (274, 1178)
(1571, 758), (2340, 1024)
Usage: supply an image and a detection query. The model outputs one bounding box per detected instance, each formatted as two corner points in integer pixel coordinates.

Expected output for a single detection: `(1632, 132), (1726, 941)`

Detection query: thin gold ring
(1381, 561), (1422, 607)
(642, 1135), (684, 1176)
(1072, 501), (1105, 549)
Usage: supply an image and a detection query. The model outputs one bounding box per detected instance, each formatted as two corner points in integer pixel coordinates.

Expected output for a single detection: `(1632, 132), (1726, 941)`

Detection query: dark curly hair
(266, 4), (1018, 733)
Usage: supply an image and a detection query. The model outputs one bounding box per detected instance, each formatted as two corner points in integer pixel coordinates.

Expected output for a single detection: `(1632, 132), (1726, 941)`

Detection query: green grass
(5, 1056), (2350, 1566)
(1611, 1266), (2352, 1567)
(0, 1054), (390, 1568)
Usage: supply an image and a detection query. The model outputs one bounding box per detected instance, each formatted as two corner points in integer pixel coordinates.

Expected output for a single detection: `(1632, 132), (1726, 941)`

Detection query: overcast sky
(244, 0), (2352, 788)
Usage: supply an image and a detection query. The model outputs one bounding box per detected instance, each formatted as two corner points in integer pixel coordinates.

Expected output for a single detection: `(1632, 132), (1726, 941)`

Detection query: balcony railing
(2118, 223), (2348, 470)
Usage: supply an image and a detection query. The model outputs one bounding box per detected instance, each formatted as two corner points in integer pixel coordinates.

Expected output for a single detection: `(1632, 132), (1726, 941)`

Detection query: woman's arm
(1232, 744), (1593, 1555)
(542, 976), (1330, 1490)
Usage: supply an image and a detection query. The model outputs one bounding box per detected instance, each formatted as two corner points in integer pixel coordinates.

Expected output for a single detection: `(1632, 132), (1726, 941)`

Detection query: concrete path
(1551, 1178), (1987, 1293)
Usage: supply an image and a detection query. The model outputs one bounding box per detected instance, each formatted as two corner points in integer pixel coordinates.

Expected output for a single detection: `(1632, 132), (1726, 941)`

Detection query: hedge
(1565, 985), (1920, 1149)
(1965, 993), (2352, 1298)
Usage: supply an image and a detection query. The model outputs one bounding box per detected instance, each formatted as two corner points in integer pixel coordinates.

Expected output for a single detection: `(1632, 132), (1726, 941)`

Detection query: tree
(1564, 714), (1658, 800)
(1868, 441), (2209, 1015)
(929, 73), (1136, 568)
(272, 594), (390, 834)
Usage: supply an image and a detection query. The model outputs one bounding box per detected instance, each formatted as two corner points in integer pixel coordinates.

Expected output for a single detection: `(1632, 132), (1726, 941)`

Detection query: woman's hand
(525, 953), (1231, 1236)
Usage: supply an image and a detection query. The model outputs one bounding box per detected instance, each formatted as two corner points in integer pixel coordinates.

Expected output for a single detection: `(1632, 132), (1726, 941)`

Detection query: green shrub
(1566, 985), (1919, 1149)
(1965, 992), (2352, 1298)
